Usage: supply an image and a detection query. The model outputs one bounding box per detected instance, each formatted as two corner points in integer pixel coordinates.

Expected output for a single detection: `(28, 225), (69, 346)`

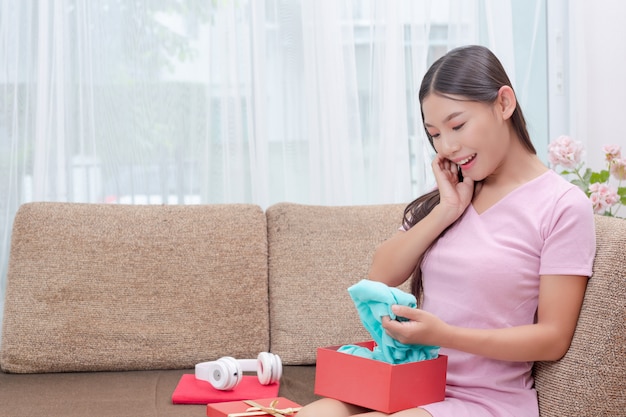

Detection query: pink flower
(548, 135), (584, 169)
(602, 144), (622, 162)
(610, 158), (626, 181)
(588, 182), (620, 214)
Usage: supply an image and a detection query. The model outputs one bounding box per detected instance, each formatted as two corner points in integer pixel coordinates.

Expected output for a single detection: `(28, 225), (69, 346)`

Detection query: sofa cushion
(267, 202), (406, 365)
(1, 202), (269, 373)
(533, 215), (626, 416)
(0, 365), (318, 417)
(0, 368), (205, 417)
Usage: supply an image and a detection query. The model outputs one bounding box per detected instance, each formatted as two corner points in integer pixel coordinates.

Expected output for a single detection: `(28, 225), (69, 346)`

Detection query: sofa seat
(0, 365), (318, 417)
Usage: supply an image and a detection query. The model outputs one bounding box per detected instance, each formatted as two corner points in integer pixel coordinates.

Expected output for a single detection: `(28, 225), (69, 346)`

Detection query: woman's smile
(454, 153), (477, 167)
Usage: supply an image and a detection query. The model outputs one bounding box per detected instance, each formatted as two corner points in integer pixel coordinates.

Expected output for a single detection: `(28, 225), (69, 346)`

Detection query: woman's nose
(438, 134), (461, 156)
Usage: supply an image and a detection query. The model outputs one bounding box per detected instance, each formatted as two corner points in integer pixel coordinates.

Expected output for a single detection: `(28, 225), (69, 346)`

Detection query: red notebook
(172, 374), (280, 405)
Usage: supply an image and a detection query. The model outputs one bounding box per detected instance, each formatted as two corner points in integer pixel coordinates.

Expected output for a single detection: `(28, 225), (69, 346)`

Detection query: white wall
(578, 0), (626, 169)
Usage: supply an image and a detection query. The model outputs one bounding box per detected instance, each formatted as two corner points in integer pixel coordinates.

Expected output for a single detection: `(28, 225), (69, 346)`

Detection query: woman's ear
(496, 86), (517, 120)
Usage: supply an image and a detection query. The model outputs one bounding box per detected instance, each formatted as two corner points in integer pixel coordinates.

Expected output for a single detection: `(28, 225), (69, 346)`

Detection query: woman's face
(421, 92), (512, 182)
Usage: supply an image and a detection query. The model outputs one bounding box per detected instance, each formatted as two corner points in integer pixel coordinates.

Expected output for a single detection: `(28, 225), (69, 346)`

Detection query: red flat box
(206, 397), (301, 417)
(172, 374), (280, 405)
(314, 341), (447, 413)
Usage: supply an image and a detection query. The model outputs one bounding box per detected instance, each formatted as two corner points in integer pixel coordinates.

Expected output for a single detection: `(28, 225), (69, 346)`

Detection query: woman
(298, 45), (595, 417)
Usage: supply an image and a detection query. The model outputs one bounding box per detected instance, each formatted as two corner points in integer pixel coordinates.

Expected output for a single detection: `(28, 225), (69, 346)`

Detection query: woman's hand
(384, 275), (588, 361)
(431, 155), (474, 223)
(382, 305), (450, 347)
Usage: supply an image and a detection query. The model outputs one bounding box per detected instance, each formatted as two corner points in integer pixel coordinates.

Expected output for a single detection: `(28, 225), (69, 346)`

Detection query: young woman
(298, 45), (596, 417)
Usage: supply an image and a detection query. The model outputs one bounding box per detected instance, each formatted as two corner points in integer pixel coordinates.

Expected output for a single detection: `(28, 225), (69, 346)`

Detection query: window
(0, 0), (551, 329)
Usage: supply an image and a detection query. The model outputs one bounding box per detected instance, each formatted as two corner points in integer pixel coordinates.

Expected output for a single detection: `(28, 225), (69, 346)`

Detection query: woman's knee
(298, 397), (368, 417)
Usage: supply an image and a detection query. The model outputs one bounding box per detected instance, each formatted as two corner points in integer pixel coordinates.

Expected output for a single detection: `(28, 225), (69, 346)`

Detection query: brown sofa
(0, 202), (624, 417)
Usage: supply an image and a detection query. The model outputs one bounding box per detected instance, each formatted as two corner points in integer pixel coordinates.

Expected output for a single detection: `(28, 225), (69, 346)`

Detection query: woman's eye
(452, 123), (465, 131)
(429, 132), (440, 139)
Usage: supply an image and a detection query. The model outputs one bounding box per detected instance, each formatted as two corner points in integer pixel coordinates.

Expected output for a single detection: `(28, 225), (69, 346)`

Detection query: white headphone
(195, 352), (282, 390)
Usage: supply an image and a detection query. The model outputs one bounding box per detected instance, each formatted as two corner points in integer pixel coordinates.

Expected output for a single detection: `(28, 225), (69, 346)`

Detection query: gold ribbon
(226, 399), (301, 417)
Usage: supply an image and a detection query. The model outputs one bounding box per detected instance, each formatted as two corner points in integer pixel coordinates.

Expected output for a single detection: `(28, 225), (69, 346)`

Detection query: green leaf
(619, 187), (626, 205)
(570, 179), (588, 193)
(589, 170), (610, 184)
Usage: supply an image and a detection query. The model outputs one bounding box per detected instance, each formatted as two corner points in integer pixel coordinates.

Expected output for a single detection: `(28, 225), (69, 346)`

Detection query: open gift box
(314, 341), (447, 413)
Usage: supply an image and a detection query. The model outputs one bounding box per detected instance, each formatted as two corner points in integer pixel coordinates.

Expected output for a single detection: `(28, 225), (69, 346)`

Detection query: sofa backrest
(1, 202), (269, 373)
(266, 202), (407, 365)
(533, 215), (626, 416)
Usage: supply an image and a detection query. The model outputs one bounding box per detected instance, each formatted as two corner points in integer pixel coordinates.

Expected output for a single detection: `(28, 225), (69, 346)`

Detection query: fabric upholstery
(0, 365), (317, 417)
(0, 202), (624, 417)
(533, 215), (626, 416)
(1, 202), (269, 373)
(266, 202), (406, 365)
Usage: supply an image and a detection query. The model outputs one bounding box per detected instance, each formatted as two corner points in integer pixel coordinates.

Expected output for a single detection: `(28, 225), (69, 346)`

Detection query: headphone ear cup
(208, 356), (242, 390)
(256, 352), (282, 385)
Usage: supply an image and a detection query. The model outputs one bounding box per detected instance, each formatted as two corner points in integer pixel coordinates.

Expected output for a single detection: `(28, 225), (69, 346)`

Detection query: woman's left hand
(382, 305), (449, 346)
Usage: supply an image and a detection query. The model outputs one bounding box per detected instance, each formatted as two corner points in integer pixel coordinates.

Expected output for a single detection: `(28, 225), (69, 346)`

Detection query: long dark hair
(406, 45), (536, 304)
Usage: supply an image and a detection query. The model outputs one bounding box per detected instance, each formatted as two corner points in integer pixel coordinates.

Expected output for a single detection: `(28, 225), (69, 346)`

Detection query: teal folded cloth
(338, 279), (439, 364)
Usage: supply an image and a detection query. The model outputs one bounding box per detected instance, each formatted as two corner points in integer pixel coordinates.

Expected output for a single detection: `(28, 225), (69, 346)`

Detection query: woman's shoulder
(546, 170), (592, 208)
(528, 169), (591, 207)
(532, 171), (595, 236)
(504, 170), (593, 231)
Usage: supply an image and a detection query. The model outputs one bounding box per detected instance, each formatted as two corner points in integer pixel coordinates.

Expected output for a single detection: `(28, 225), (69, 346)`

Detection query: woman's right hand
(367, 155), (474, 286)
(431, 155), (474, 224)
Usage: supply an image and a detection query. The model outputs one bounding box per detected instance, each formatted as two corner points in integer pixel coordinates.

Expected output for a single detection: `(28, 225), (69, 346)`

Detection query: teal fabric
(339, 279), (439, 364)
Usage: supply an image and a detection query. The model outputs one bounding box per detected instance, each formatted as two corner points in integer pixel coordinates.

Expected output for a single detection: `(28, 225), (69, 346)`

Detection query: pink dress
(418, 170), (596, 417)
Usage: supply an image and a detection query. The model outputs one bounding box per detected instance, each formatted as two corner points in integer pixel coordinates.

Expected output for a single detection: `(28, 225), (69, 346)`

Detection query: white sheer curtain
(567, 0), (626, 169)
(1, 0), (535, 329)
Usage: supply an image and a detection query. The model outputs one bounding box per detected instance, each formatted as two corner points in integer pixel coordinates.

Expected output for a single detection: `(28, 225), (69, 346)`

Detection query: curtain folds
(1, 0), (529, 331)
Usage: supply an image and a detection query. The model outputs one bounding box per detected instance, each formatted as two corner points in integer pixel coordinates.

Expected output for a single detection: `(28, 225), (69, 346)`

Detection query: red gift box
(206, 397), (301, 417)
(314, 341), (447, 413)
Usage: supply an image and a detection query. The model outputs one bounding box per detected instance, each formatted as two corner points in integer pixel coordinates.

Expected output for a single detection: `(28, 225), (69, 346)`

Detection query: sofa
(0, 202), (624, 417)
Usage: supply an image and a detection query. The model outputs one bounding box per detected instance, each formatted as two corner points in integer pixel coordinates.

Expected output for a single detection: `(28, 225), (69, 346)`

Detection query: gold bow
(226, 399), (301, 417)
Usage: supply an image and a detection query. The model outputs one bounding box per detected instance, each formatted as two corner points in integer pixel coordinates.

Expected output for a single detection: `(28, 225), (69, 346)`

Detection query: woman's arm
(367, 206), (454, 287)
(382, 274), (588, 362)
(368, 156), (474, 287)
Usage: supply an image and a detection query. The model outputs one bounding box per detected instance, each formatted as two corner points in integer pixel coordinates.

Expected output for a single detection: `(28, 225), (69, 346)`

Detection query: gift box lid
(206, 397), (301, 417)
